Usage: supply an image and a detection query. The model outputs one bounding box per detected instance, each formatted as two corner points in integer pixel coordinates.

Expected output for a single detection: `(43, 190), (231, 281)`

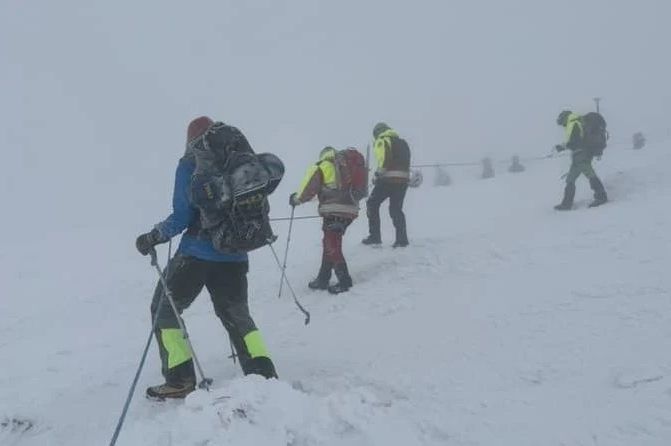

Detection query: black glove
(135, 229), (165, 256)
(289, 193), (300, 207)
(555, 144), (566, 152)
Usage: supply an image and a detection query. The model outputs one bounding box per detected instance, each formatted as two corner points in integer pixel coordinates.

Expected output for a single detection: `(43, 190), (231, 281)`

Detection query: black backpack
(188, 122), (284, 253)
(581, 112), (608, 156)
(389, 137), (411, 171)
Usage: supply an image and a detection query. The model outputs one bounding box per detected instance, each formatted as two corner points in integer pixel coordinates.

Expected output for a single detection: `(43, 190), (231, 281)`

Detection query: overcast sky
(1, 0), (669, 231)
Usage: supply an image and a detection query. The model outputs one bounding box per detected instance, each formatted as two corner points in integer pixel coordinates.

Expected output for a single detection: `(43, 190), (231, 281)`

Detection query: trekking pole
(227, 338), (237, 364)
(267, 241), (310, 325)
(277, 206), (296, 299)
(109, 306), (162, 446)
(167, 238), (172, 261)
(149, 248), (213, 391)
(108, 253), (169, 446)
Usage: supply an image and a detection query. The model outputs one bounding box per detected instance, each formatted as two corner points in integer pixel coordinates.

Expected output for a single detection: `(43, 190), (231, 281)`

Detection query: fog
(2, 0), (670, 232)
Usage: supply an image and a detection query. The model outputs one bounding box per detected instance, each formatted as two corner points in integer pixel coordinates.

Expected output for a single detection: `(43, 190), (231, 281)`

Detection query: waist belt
(379, 170), (410, 179)
(318, 203), (360, 216)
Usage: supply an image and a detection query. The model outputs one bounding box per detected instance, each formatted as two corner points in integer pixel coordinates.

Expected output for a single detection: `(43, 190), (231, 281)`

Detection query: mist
(3, 1), (670, 230)
(3, 2), (671, 444)
(0, 0), (669, 255)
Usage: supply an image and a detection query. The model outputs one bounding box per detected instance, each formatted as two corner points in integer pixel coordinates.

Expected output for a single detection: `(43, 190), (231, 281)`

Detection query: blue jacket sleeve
(155, 160), (196, 239)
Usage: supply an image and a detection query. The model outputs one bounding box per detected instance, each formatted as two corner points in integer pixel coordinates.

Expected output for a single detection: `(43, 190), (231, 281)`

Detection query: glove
(555, 144), (566, 152)
(135, 229), (165, 256)
(289, 193), (300, 207)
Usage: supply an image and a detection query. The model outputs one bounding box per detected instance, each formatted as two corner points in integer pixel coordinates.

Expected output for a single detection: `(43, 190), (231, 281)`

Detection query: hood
(319, 146), (336, 162)
(566, 113), (581, 126)
(377, 128), (399, 140)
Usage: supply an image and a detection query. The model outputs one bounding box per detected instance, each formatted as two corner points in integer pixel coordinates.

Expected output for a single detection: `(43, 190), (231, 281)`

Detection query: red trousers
(322, 217), (352, 265)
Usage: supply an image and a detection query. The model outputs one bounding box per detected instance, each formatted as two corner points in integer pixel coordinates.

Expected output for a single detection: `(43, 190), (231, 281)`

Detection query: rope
(412, 161), (480, 168)
(410, 137), (663, 172)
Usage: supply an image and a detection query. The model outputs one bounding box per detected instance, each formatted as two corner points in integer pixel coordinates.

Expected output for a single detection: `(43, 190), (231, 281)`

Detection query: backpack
(581, 112), (608, 156)
(333, 148), (368, 201)
(188, 122), (284, 253)
(388, 137), (411, 171)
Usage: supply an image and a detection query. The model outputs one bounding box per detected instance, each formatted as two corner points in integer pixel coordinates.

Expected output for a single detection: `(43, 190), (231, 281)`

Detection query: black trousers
(150, 255), (276, 383)
(366, 182), (408, 243)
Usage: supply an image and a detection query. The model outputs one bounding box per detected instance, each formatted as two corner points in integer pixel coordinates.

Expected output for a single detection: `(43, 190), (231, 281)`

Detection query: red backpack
(334, 148), (368, 201)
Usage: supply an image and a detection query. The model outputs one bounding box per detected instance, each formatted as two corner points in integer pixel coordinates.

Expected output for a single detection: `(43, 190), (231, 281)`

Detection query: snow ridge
(2, 147), (671, 445)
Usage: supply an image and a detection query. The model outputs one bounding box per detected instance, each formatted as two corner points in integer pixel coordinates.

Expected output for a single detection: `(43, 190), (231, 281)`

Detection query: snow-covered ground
(2, 146), (671, 445)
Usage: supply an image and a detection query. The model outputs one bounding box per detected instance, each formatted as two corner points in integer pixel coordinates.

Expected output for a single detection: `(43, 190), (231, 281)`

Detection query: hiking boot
(329, 263), (352, 294)
(588, 197), (608, 208)
(146, 381), (195, 400)
(392, 240), (409, 248)
(588, 177), (608, 208)
(308, 259), (332, 290)
(328, 283), (351, 294)
(243, 357), (278, 379)
(554, 183), (575, 211)
(362, 236), (382, 245)
(308, 278), (330, 290)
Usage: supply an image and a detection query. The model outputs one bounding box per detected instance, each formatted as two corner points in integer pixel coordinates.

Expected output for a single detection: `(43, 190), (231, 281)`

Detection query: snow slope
(1, 146), (671, 445)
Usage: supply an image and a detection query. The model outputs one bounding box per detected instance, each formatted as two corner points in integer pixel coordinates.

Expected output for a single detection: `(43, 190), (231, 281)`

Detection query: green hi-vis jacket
(294, 149), (359, 218)
(565, 113), (585, 151)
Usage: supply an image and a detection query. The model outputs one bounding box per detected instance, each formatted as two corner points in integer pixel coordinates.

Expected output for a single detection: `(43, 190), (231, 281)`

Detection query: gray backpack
(189, 122), (284, 253)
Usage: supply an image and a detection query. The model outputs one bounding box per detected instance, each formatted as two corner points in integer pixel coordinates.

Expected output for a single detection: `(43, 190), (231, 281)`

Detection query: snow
(1, 145), (671, 445)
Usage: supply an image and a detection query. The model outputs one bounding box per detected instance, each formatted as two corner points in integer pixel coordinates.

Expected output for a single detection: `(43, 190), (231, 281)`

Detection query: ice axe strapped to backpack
(188, 122), (285, 253)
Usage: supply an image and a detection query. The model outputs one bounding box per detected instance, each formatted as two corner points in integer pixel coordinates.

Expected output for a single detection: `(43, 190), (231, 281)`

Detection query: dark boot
(146, 381), (196, 400)
(243, 357), (278, 379)
(362, 235), (382, 245)
(328, 263), (352, 294)
(308, 259), (332, 290)
(554, 183), (576, 211)
(588, 177), (608, 208)
(164, 359), (196, 387)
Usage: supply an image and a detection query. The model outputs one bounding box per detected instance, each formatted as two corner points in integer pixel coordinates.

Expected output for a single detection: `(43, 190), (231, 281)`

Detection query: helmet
(373, 122), (390, 139)
(556, 110), (572, 126)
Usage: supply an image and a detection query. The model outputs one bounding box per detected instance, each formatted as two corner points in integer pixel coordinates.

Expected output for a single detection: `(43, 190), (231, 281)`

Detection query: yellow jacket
(374, 128), (410, 182)
(294, 148), (358, 218)
(565, 113), (585, 150)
